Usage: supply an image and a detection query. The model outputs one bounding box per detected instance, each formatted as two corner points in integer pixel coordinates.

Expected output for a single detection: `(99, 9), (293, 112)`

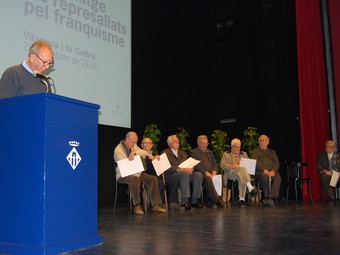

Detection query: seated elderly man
(141, 137), (168, 207)
(190, 135), (224, 208)
(251, 134), (281, 207)
(114, 131), (166, 215)
(161, 135), (203, 210)
(220, 138), (258, 207)
(317, 140), (340, 205)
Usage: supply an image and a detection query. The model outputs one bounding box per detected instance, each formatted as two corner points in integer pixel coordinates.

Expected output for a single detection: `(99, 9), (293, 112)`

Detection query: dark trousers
(320, 173), (334, 199)
(164, 172), (180, 203)
(157, 175), (166, 204)
(202, 175), (219, 203)
(255, 171), (281, 198)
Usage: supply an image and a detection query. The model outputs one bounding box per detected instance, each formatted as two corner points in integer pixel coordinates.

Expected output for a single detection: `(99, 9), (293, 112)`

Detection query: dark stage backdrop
(99, 0), (301, 204)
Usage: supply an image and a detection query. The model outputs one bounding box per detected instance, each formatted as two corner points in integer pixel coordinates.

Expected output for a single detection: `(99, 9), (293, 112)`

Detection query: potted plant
(143, 124), (161, 155)
(210, 129), (230, 164)
(242, 127), (260, 156)
(175, 127), (191, 153)
(210, 129), (230, 202)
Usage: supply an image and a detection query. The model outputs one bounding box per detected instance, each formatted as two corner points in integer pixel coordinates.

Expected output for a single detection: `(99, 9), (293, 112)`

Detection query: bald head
(124, 131), (138, 149)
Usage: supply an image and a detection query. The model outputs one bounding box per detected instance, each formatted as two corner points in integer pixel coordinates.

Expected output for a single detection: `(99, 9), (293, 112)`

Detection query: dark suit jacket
(189, 147), (218, 174)
(316, 151), (340, 174)
(161, 147), (188, 173)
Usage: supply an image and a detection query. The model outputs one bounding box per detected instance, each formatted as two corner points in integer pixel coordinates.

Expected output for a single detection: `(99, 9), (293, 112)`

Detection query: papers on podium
(330, 171), (339, 187)
(152, 153), (171, 176)
(178, 157), (201, 168)
(116, 155), (145, 178)
(212, 174), (222, 196)
(240, 158), (257, 175)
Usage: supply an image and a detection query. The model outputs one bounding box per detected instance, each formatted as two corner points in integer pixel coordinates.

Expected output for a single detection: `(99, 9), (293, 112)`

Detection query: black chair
(114, 180), (150, 214)
(228, 179), (238, 204)
(113, 162), (150, 214)
(227, 179), (256, 205)
(113, 181), (132, 214)
(285, 161), (313, 204)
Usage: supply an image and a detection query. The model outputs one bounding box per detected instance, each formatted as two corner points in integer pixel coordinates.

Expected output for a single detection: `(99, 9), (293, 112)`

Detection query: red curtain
(295, 0), (330, 200)
(328, 0), (340, 141)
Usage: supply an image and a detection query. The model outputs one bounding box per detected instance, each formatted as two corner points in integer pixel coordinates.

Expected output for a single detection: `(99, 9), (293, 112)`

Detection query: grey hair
(167, 135), (178, 146)
(231, 138), (241, 146)
(28, 40), (53, 56)
(197, 135), (208, 143)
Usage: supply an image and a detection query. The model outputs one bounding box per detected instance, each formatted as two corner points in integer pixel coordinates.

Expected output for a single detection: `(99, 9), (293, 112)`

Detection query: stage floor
(62, 201), (340, 255)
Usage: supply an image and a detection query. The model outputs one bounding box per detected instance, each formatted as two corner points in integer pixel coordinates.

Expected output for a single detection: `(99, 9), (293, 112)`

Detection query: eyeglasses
(34, 53), (54, 67)
(142, 142), (153, 145)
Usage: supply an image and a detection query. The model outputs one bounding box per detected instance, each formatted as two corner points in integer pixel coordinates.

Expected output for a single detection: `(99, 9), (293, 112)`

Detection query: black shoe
(238, 200), (246, 207)
(329, 198), (335, 206)
(266, 198), (276, 207)
(216, 201), (224, 208)
(262, 199), (268, 206)
(191, 202), (204, 209)
(181, 203), (191, 210)
(206, 202), (218, 209)
(250, 188), (259, 196)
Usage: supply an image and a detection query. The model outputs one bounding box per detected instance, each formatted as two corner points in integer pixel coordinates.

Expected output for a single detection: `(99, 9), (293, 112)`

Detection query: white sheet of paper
(116, 155), (145, 178)
(212, 174), (222, 196)
(240, 158), (257, 175)
(152, 153), (171, 176)
(330, 171), (339, 187)
(178, 157), (201, 168)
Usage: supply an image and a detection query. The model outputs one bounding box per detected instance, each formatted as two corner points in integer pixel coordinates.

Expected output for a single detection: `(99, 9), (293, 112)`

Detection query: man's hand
(263, 169), (276, 177)
(128, 151), (134, 161)
(323, 169), (332, 176)
(179, 167), (193, 174)
(232, 163), (239, 169)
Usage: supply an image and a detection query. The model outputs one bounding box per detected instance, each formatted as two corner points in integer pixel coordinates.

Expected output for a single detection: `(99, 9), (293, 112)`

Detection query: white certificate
(178, 157), (201, 169)
(116, 155), (145, 178)
(152, 153), (171, 176)
(212, 174), (222, 196)
(330, 171), (339, 187)
(240, 158), (257, 175)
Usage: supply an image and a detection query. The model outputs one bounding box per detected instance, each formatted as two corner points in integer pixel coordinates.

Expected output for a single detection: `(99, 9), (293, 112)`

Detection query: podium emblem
(66, 141), (82, 170)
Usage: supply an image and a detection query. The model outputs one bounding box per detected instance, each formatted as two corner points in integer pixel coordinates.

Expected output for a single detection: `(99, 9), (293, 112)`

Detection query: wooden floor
(61, 201), (340, 255)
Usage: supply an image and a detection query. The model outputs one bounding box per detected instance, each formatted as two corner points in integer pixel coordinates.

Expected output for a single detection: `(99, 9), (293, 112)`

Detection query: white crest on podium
(66, 141), (82, 170)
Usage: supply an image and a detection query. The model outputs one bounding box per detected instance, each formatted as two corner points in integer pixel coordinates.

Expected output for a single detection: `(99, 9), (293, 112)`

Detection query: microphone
(33, 72), (50, 80)
(33, 71), (57, 94)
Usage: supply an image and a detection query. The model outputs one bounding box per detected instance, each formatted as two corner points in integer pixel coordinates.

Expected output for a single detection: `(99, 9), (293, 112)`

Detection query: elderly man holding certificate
(190, 135), (224, 209)
(114, 131), (166, 216)
(141, 137), (173, 208)
(162, 135), (203, 211)
(220, 138), (259, 207)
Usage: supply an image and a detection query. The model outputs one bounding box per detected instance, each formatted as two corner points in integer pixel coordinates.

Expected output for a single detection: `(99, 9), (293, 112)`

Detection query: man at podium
(0, 40), (54, 98)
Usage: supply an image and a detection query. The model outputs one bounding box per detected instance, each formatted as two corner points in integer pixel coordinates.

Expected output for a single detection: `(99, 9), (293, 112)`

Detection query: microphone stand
(48, 77), (57, 94)
(40, 77), (56, 94)
(41, 78), (49, 93)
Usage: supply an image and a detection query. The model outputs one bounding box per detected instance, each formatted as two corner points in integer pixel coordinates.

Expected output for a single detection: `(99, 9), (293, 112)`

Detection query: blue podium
(0, 93), (103, 255)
